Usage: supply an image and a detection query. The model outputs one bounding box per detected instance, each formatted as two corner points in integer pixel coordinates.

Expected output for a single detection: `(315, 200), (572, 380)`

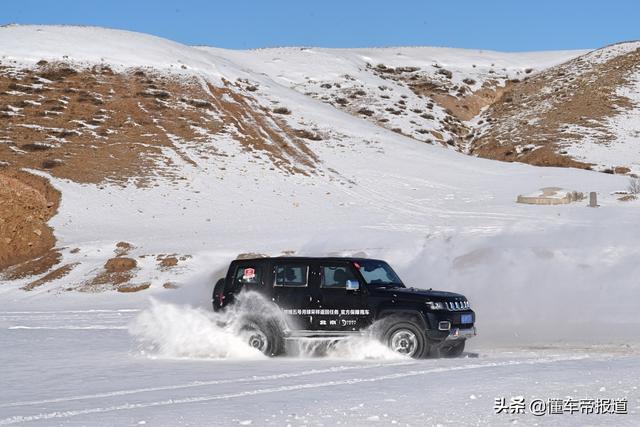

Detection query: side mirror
(346, 280), (360, 291)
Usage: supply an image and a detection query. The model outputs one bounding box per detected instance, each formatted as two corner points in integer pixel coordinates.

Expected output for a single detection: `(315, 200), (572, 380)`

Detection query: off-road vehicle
(212, 257), (476, 358)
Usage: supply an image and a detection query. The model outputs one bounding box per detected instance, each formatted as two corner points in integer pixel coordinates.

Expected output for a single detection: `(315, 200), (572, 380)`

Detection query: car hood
(368, 286), (466, 301)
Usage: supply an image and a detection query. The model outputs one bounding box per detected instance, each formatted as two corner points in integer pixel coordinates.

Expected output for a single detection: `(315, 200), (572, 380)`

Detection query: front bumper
(445, 326), (476, 340)
(424, 309), (476, 341)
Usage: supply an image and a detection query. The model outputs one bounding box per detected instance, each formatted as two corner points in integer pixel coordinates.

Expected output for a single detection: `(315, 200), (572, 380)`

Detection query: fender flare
(376, 308), (428, 331)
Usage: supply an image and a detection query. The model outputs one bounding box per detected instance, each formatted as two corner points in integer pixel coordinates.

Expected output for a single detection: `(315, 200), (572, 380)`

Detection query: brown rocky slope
(470, 42), (640, 174)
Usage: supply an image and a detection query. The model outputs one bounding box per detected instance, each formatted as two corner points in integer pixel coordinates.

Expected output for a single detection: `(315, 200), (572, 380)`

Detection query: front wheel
(382, 321), (427, 358)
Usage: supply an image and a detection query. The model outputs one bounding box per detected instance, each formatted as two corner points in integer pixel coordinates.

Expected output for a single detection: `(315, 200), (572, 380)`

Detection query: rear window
(274, 264), (308, 287)
(233, 265), (263, 288)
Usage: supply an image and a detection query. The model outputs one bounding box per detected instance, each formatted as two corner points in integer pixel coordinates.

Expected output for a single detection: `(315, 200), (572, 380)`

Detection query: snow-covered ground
(1, 308), (639, 426)
(205, 44), (583, 90)
(1, 26), (639, 426)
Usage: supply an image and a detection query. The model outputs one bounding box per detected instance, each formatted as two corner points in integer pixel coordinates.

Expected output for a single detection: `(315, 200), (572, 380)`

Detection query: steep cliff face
(0, 170), (59, 272)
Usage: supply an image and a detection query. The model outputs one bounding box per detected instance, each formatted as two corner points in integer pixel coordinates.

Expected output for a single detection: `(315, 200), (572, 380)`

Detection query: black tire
(381, 320), (428, 359)
(440, 340), (466, 358)
(240, 318), (285, 357)
(212, 278), (225, 311)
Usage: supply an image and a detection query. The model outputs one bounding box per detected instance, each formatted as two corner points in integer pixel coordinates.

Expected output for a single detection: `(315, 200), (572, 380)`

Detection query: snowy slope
(0, 25), (228, 80)
(473, 41), (640, 174)
(563, 58), (640, 172)
(203, 45), (582, 90)
(204, 47), (585, 89)
(0, 25), (639, 426)
(200, 45), (585, 146)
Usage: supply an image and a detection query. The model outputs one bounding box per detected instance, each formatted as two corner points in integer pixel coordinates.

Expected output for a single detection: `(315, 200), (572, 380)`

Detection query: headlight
(426, 301), (445, 310)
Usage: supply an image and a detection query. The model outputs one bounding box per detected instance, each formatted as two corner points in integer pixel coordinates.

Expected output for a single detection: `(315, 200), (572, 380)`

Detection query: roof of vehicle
(232, 256), (387, 264)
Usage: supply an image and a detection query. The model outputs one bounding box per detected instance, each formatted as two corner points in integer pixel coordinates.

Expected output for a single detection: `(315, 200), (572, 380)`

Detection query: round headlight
(426, 301), (445, 310)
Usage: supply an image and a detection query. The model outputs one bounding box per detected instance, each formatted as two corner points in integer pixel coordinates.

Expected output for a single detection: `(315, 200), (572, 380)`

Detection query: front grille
(446, 300), (470, 311)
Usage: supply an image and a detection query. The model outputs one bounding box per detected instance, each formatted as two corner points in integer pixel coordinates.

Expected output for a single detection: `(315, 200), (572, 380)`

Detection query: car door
(311, 261), (371, 332)
(270, 261), (314, 330)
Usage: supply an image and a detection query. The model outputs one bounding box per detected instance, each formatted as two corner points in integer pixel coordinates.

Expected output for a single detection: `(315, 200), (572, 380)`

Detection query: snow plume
(292, 332), (406, 360)
(130, 290), (406, 360)
(129, 292), (276, 360)
(398, 226), (640, 347)
(323, 335), (406, 360)
(293, 225), (640, 347)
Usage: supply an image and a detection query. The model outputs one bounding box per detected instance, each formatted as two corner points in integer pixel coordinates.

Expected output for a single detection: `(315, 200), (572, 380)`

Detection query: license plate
(461, 314), (473, 324)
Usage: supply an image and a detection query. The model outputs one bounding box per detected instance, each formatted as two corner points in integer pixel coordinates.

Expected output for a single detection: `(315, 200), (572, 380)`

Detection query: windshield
(355, 260), (404, 287)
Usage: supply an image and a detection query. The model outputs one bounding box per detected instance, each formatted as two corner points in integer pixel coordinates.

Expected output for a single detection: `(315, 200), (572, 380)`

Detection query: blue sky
(2, 0), (639, 51)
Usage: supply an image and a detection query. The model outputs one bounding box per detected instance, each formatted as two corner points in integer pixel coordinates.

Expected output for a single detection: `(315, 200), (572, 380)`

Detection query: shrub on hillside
(358, 108), (374, 116)
(272, 106), (291, 115)
(437, 68), (453, 79)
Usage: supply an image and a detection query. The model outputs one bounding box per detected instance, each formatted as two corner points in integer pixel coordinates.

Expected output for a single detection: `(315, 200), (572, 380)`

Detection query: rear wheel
(240, 319), (284, 357)
(382, 321), (427, 358)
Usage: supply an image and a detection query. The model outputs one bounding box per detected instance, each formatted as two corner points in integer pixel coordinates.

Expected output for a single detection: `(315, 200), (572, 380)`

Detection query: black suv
(212, 257), (475, 358)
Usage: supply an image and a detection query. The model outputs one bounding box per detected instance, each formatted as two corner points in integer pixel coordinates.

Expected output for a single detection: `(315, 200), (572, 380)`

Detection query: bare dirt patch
(21, 262), (79, 291)
(0, 64), (321, 184)
(77, 256), (138, 292)
(115, 241), (134, 256)
(430, 84), (510, 122)
(117, 282), (151, 293)
(0, 169), (60, 272)
(2, 249), (62, 281)
(159, 256), (178, 268)
(104, 256), (137, 272)
(162, 282), (179, 289)
(618, 194), (637, 202)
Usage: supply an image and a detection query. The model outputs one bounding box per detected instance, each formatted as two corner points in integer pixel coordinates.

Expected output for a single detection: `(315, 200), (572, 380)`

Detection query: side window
(233, 265), (263, 288)
(274, 264), (308, 287)
(320, 265), (358, 288)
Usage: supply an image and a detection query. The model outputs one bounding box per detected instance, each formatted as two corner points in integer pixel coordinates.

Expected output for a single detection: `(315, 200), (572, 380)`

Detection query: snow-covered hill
(202, 45), (583, 146)
(0, 24), (638, 343)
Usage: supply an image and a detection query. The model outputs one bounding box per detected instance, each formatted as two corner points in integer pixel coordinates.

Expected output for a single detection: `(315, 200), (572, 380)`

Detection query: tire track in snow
(0, 361), (415, 408)
(0, 310), (140, 315)
(0, 310), (138, 330)
(0, 356), (589, 425)
(7, 326), (128, 330)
